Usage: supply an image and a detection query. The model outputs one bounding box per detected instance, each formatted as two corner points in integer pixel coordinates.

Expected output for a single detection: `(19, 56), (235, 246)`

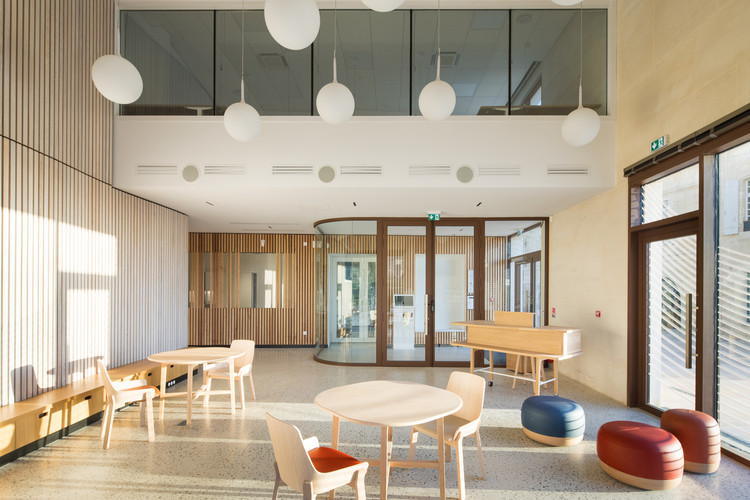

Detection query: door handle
(685, 293), (693, 369)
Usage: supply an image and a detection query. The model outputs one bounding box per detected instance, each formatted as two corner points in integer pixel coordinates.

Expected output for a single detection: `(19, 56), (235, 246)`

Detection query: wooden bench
(0, 359), (189, 464)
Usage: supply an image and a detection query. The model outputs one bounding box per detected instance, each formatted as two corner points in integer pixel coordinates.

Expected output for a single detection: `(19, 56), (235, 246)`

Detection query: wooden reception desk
(451, 311), (582, 395)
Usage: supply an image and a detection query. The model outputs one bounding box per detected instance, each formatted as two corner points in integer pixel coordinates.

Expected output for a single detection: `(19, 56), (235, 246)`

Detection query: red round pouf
(597, 421), (684, 490)
(661, 409), (721, 474)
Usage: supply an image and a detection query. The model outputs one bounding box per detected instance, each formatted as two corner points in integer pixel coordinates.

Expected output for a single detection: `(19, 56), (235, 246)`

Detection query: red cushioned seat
(308, 447), (362, 473)
(597, 421), (683, 490)
(661, 409), (721, 474)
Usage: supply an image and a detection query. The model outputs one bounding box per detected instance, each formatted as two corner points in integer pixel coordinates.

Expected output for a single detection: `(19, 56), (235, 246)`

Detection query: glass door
(328, 255), (376, 343)
(383, 223), (429, 364)
(644, 232), (698, 410)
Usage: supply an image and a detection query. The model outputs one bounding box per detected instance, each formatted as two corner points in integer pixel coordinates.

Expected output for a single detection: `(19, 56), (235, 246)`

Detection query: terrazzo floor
(1, 348), (748, 499)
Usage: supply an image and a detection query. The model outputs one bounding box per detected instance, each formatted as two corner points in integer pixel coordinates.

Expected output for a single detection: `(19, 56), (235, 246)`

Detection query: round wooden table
(148, 347), (243, 427)
(315, 380), (462, 500)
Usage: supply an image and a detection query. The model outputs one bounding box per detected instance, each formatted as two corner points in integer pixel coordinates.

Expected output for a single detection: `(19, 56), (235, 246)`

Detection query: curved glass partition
(315, 220), (378, 364)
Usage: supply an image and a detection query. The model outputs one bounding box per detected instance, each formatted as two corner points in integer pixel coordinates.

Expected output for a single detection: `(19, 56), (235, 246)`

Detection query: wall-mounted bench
(0, 359), (189, 465)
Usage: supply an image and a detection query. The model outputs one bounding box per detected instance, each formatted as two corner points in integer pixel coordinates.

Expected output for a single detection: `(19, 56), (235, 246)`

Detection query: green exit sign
(651, 135), (669, 152)
(428, 213), (441, 221)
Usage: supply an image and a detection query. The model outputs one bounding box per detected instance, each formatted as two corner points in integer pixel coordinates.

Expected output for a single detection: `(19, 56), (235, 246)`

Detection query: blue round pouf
(521, 395), (585, 446)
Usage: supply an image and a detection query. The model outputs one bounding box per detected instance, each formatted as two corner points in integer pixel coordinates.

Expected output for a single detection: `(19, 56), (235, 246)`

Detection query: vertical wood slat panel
(0, 0), (188, 407)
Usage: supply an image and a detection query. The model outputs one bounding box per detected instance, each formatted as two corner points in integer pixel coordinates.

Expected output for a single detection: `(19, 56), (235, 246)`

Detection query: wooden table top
(315, 380), (462, 428)
(148, 347), (243, 365)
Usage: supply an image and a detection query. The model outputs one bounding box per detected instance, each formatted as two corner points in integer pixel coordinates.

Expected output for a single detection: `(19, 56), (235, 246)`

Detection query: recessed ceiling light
(205, 201), (214, 206)
(476, 202), (483, 207)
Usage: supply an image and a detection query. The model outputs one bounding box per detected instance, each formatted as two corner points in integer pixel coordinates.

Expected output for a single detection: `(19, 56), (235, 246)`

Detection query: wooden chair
(265, 413), (368, 500)
(97, 359), (159, 449)
(409, 371), (486, 500)
(203, 339), (256, 408)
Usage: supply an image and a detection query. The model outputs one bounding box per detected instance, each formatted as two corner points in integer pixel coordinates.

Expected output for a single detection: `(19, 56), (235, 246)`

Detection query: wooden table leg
(534, 357), (542, 396)
(553, 358), (559, 395)
(380, 426), (393, 500)
(186, 363), (195, 427)
(228, 358), (236, 415)
(159, 364), (167, 419)
(469, 348), (475, 374)
(488, 351), (494, 385)
(331, 416), (340, 449)
(437, 417), (446, 500)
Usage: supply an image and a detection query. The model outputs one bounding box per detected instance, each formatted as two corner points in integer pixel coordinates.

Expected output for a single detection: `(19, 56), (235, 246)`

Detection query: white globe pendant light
(562, 84), (600, 146)
(91, 54), (143, 104)
(418, 0), (455, 121)
(419, 76), (456, 121)
(316, 2), (354, 125)
(561, 0), (600, 146)
(551, 0), (581, 5)
(91, 2), (143, 104)
(224, 5), (261, 142)
(264, 0), (320, 50)
(361, 0), (405, 12)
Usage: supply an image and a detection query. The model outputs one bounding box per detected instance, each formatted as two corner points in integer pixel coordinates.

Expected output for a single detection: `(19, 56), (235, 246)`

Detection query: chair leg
(446, 443), (452, 463)
(474, 430), (486, 480)
(353, 468), (366, 500)
(238, 374), (245, 409)
(203, 377), (212, 407)
(408, 428), (418, 460)
(302, 480), (315, 500)
(140, 399), (146, 427)
(146, 395), (155, 442)
(103, 397), (116, 449)
(456, 439), (466, 500)
(513, 355), (521, 389)
(248, 372), (256, 400)
(272, 462), (282, 500)
(101, 402), (110, 440)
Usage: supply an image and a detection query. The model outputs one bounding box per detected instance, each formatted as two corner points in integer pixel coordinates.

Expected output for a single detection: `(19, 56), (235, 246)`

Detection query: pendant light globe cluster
(264, 0), (321, 50)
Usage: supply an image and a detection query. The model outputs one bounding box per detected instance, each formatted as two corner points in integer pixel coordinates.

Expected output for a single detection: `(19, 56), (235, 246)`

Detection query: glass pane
(509, 225), (542, 257)
(315, 10), (410, 116)
(315, 221), (377, 363)
(511, 10), (607, 116)
(387, 225), (426, 362)
(717, 141), (750, 459)
(640, 164), (699, 224)
(121, 11), (215, 116)
(646, 235), (696, 410)
(435, 226), (474, 363)
(215, 10), (312, 116)
(238, 253), (277, 308)
(412, 10), (510, 116)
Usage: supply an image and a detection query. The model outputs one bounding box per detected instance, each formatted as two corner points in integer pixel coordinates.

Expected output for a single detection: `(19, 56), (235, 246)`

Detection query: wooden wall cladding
(485, 236), (510, 315)
(188, 233), (316, 346)
(1, 0), (189, 408)
(2, 0), (113, 183)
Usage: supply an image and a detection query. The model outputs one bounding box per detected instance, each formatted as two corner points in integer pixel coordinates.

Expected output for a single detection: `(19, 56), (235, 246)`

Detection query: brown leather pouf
(661, 409), (721, 474)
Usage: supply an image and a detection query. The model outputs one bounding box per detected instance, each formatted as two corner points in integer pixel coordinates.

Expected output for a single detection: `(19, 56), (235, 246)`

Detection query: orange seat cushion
(122, 385), (160, 397)
(597, 421), (683, 481)
(308, 447), (361, 473)
(661, 409), (720, 467)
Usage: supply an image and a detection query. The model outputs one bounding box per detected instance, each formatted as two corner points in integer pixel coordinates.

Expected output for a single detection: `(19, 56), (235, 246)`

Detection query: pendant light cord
(333, 0), (338, 81)
(240, 0), (246, 101)
(436, 0), (442, 80)
(579, 1), (583, 88)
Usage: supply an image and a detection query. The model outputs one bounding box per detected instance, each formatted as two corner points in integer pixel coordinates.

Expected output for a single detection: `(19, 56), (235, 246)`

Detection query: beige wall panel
(549, 0), (750, 403)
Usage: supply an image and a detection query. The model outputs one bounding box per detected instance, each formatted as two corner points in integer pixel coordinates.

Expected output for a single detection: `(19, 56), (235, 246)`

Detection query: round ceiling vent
(182, 164), (200, 183)
(456, 165), (474, 184)
(318, 165), (336, 183)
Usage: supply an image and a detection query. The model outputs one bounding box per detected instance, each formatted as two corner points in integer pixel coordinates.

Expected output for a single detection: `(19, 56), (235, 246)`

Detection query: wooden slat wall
(0, 0), (189, 407)
(485, 236), (509, 314)
(188, 233), (316, 346)
(189, 233), (510, 349)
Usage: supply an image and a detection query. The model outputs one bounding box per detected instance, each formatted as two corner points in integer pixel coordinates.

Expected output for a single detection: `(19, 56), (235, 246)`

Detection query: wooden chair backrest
(230, 339), (255, 368)
(446, 371), (486, 423)
(97, 359), (117, 397)
(265, 412), (317, 493)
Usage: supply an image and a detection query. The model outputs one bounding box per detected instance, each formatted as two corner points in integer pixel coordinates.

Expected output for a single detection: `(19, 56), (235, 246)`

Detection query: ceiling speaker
(456, 165), (474, 183)
(182, 164), (200, 182)
(318, 165), (336, 183)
